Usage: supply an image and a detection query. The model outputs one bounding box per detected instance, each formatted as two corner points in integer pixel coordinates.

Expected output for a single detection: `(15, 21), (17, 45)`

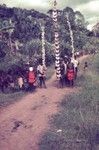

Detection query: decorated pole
(0, 19), (14, 54)
(15, 40), (19, 51)
(66, 13), (75, 58)
(39, 19), (46, 66)
(52, 0), (61, 79)
(9, 19), (14, 54)
(41, 25), (46, 66)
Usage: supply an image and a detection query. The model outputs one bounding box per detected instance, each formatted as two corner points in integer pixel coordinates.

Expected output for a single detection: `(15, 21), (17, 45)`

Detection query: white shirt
(71, 59), (79, 68)
(37, 65), (47, 77)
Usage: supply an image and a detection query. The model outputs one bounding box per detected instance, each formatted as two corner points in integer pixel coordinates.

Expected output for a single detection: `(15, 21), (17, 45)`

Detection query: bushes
(19, 39), (55, 66)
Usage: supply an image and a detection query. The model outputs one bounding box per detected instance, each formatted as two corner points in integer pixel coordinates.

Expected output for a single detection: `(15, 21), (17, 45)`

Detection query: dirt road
(0, 56), (87, 150)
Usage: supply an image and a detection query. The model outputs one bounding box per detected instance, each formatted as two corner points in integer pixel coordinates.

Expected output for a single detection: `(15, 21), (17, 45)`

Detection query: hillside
(0, 4), (99, 73)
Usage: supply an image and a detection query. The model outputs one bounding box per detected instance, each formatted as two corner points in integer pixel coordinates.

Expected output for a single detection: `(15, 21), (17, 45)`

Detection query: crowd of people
(0, 56), (81, 93)
(0, 61), (47, 93)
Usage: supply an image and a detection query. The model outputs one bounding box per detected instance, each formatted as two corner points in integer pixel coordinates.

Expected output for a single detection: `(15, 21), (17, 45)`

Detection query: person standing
(37, 62), (47, 88)
(60, 60), (65, 88)
(17, 75), (24, 90)
(28, 67), (36, 92)
(84, 61), (88, 71)
(64, 60), (68, 86)
(71, 56), (79, 79)
(67, 59), (75, 87)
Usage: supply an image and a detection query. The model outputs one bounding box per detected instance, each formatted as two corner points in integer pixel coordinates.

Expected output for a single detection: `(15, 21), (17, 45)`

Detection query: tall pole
(66, 13), (75, 58)
(41, 25), (46, 66)
(52, 0), (61, 79)
(9, 19), (14, 54)
(9, 30), (13, 53)
(39, 19), (46, 66)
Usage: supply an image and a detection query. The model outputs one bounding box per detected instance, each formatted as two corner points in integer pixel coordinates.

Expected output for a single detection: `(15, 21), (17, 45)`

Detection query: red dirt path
(0, 56), (87, 150)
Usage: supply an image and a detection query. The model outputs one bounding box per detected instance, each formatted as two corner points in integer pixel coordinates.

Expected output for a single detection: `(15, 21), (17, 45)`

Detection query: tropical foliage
(0, 4), (99, 70)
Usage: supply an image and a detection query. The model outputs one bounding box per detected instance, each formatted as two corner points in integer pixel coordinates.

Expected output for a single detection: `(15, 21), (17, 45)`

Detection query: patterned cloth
(67, 69), (75, 81)
(37, 65), (47, 77)
(28, 72), (35, 83)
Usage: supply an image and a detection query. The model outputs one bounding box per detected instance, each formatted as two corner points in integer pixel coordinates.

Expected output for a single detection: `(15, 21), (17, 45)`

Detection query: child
(84, 62), (88, 71)
(18, 75), (24, 90)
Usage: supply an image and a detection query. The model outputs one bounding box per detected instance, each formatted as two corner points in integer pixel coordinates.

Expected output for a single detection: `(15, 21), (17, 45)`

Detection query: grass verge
(0, 91), (26, 107)
(39, 54), (99, 150)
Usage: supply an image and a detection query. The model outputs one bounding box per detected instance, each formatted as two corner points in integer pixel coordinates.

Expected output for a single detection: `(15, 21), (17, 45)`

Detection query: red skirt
(67, 69), (74, 81)
(28, 72), (36, 83)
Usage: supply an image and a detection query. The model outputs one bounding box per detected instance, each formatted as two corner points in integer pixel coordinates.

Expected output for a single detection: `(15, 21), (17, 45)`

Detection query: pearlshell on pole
(29, 67), (33, 71)
(52, 0), (61, 79)
(41, 23), (46, 66)
(66, 13), (75, 58)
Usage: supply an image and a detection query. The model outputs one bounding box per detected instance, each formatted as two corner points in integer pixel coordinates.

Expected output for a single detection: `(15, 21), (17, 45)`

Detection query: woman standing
(37, 62), (47, 88)
(28, 67), (36, 92)
(67, 59), (75, 87)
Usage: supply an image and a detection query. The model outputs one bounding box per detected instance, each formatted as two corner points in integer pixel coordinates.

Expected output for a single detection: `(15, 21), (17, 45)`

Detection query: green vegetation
(0, 5), (99, 70)
(0, 91), (26, 107)
(46, 64), (55, 80)
(39, 54), (99, 150)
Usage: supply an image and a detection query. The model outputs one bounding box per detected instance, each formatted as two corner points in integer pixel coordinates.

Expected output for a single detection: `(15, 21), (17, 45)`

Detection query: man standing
(71, 56), (79, 79)
(60, 60), (65, 88)
(37, 62), (47, 88)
